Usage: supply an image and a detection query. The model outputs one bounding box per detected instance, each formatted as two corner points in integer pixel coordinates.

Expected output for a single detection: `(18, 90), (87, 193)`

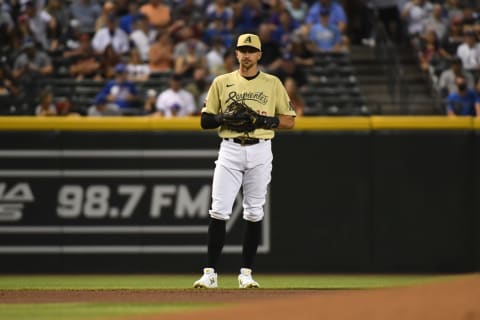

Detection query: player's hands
(221, 101), (258, 132)
(221, 101), (280, 132)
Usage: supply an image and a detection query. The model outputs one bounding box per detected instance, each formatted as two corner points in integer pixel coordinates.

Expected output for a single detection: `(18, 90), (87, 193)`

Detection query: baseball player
(193, 33), (296, 289)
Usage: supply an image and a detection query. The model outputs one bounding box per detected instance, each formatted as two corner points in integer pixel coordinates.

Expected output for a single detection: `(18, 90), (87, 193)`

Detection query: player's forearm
(277, 115), (295, 129)
(201, 112), (223, 129)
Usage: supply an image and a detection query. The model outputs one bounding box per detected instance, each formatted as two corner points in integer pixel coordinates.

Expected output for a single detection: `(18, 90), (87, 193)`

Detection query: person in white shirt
(92, 14), (129, 55)
(456, 30), (480, 73)
(401, 0), (433, 47)
(126, 47), (150, 82)
(154, 73), (196, 117)
(129, 14), (156, 62)
(23, 0), (56, 50)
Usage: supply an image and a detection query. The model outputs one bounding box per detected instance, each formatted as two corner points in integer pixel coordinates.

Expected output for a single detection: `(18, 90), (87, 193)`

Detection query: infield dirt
(1, 274), (479, 320)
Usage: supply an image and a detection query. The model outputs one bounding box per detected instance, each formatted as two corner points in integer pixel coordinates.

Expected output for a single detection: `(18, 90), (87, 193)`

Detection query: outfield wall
(0, 116), (478, 273)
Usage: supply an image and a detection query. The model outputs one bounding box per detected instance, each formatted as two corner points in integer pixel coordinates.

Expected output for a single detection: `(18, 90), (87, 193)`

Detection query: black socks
(207, 218), (226, 269)
(242, 220), (262, 269)
(206, 218), (262, 270)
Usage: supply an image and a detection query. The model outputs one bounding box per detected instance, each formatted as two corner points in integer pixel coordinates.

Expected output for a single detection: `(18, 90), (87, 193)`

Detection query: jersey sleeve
(201, 77), (221, 114)
(274, 78), (297, 117)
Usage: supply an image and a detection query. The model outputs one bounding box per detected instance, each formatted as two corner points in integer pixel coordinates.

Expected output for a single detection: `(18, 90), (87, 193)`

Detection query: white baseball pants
(209, 139), (272, 222)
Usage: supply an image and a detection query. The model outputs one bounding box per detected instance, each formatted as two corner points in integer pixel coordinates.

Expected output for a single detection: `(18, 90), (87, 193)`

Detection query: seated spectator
(172, 0), (204, 35)
(143, 88), (157, 115)
(0, 5), (14, 49)
(456, 29), (480, 76)
(173, 26), (208, 77)
(444, 0), (463, 22)
(96, 63), (139, 112)
(119, 2), (140, 35)
(12, 40), (52, 97)
(213, 49), (237, 76)
(418, 29), (450, 73)
(401, 0), (433, 49)
(91, 14), (129, 55)
(64, 33), (99, 80)
(0, 66), (20, 97)
(305, 0), (347, 34)
(95, 1), (116, 31)
(232, 0), (262, 34)
(285, 0), (308, 23)
(206, 37), (226, 76)
(270, 9), (300, 47)
(95, 44), (121, 80)
(20, 0), (57, 51)
(126, 48), (150, 82)
(205, 0), (234, 31)
(446, 76), (477, 116)
(257, 23), (282, 71)
(284, 76), (304, 116)
(443, 16), (464, 56)
(154, 73), (196, 117)
(307, 9), (343, 52)
(289, 28), (315, 67)
(203, 17), (233, 48)
(45, 0), (70, 43)
(130, 14), (156, 63)
(185, 66), (210, 112)
(422, 4), (448, 42)
(460, 6), (479, 27)
(270, 52), (307, 89)
(149, 30), (174, 74)
(69, 0), (101, 34)
(140, 0), (171, 29)
(438, 57), (475, 97)
(35, 88), (57, 116)
(87, 94), (121, 116)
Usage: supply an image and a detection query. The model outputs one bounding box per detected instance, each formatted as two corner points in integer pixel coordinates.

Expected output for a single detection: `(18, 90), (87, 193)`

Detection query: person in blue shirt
(96, 63), (139, 113)
(305, 0), (347, 34)
(308, 9), (342, 52)
(446, 76), (478, 116)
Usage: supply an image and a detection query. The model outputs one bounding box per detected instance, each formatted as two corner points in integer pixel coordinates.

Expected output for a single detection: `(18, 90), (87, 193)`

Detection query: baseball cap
(114, 63), (127, 73)
(236, 34), (261, 51)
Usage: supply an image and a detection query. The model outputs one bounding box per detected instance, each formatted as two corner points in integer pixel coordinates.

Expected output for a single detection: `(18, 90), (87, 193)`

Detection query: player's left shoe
(238, 268), (260, 288)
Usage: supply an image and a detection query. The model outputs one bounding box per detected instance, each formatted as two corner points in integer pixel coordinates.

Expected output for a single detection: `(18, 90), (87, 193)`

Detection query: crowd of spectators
(389, 0), (480, 116)
(4, 0), (479, 117)
(0, 0), (354, 117)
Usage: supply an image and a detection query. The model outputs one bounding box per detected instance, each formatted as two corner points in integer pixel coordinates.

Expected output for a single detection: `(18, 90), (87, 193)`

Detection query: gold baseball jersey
(201, 70), (296, 139)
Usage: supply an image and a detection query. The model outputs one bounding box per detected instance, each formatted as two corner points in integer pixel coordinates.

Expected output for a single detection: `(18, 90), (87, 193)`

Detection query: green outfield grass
(0, 302), (207, 320)
(0, 274), (461, 320)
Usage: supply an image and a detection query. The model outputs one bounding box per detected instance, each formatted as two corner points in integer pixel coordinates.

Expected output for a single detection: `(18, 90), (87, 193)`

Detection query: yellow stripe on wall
(0, 116), (478, 131)
(0, 116), (203, 131)
(371, 116), (474, 130)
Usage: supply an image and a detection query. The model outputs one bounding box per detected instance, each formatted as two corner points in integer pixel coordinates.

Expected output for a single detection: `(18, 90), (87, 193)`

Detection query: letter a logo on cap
(236, 34), (262, 51)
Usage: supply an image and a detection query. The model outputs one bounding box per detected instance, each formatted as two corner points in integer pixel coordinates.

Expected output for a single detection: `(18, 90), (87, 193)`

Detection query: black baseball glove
(221, 101), (258, 132)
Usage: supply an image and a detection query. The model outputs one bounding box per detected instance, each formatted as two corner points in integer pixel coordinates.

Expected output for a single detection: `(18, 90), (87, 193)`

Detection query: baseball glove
(221, 101), (258, 132)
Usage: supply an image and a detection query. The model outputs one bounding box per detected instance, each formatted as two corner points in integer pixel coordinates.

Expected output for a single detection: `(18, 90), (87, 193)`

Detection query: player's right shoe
(193, 268), (218, 288)
(238, 268), (260, 288)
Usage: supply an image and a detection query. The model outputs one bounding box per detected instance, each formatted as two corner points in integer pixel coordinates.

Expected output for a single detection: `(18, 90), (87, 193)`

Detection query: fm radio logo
(0, 183), (34, 221)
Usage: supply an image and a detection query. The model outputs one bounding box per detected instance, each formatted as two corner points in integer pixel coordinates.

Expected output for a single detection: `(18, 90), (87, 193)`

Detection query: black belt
(224, 137), (265, 145)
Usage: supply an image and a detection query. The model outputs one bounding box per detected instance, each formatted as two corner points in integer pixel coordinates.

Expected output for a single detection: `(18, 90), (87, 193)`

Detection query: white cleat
(238, 268), (260, 288)
(193, 268), (218, 288)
